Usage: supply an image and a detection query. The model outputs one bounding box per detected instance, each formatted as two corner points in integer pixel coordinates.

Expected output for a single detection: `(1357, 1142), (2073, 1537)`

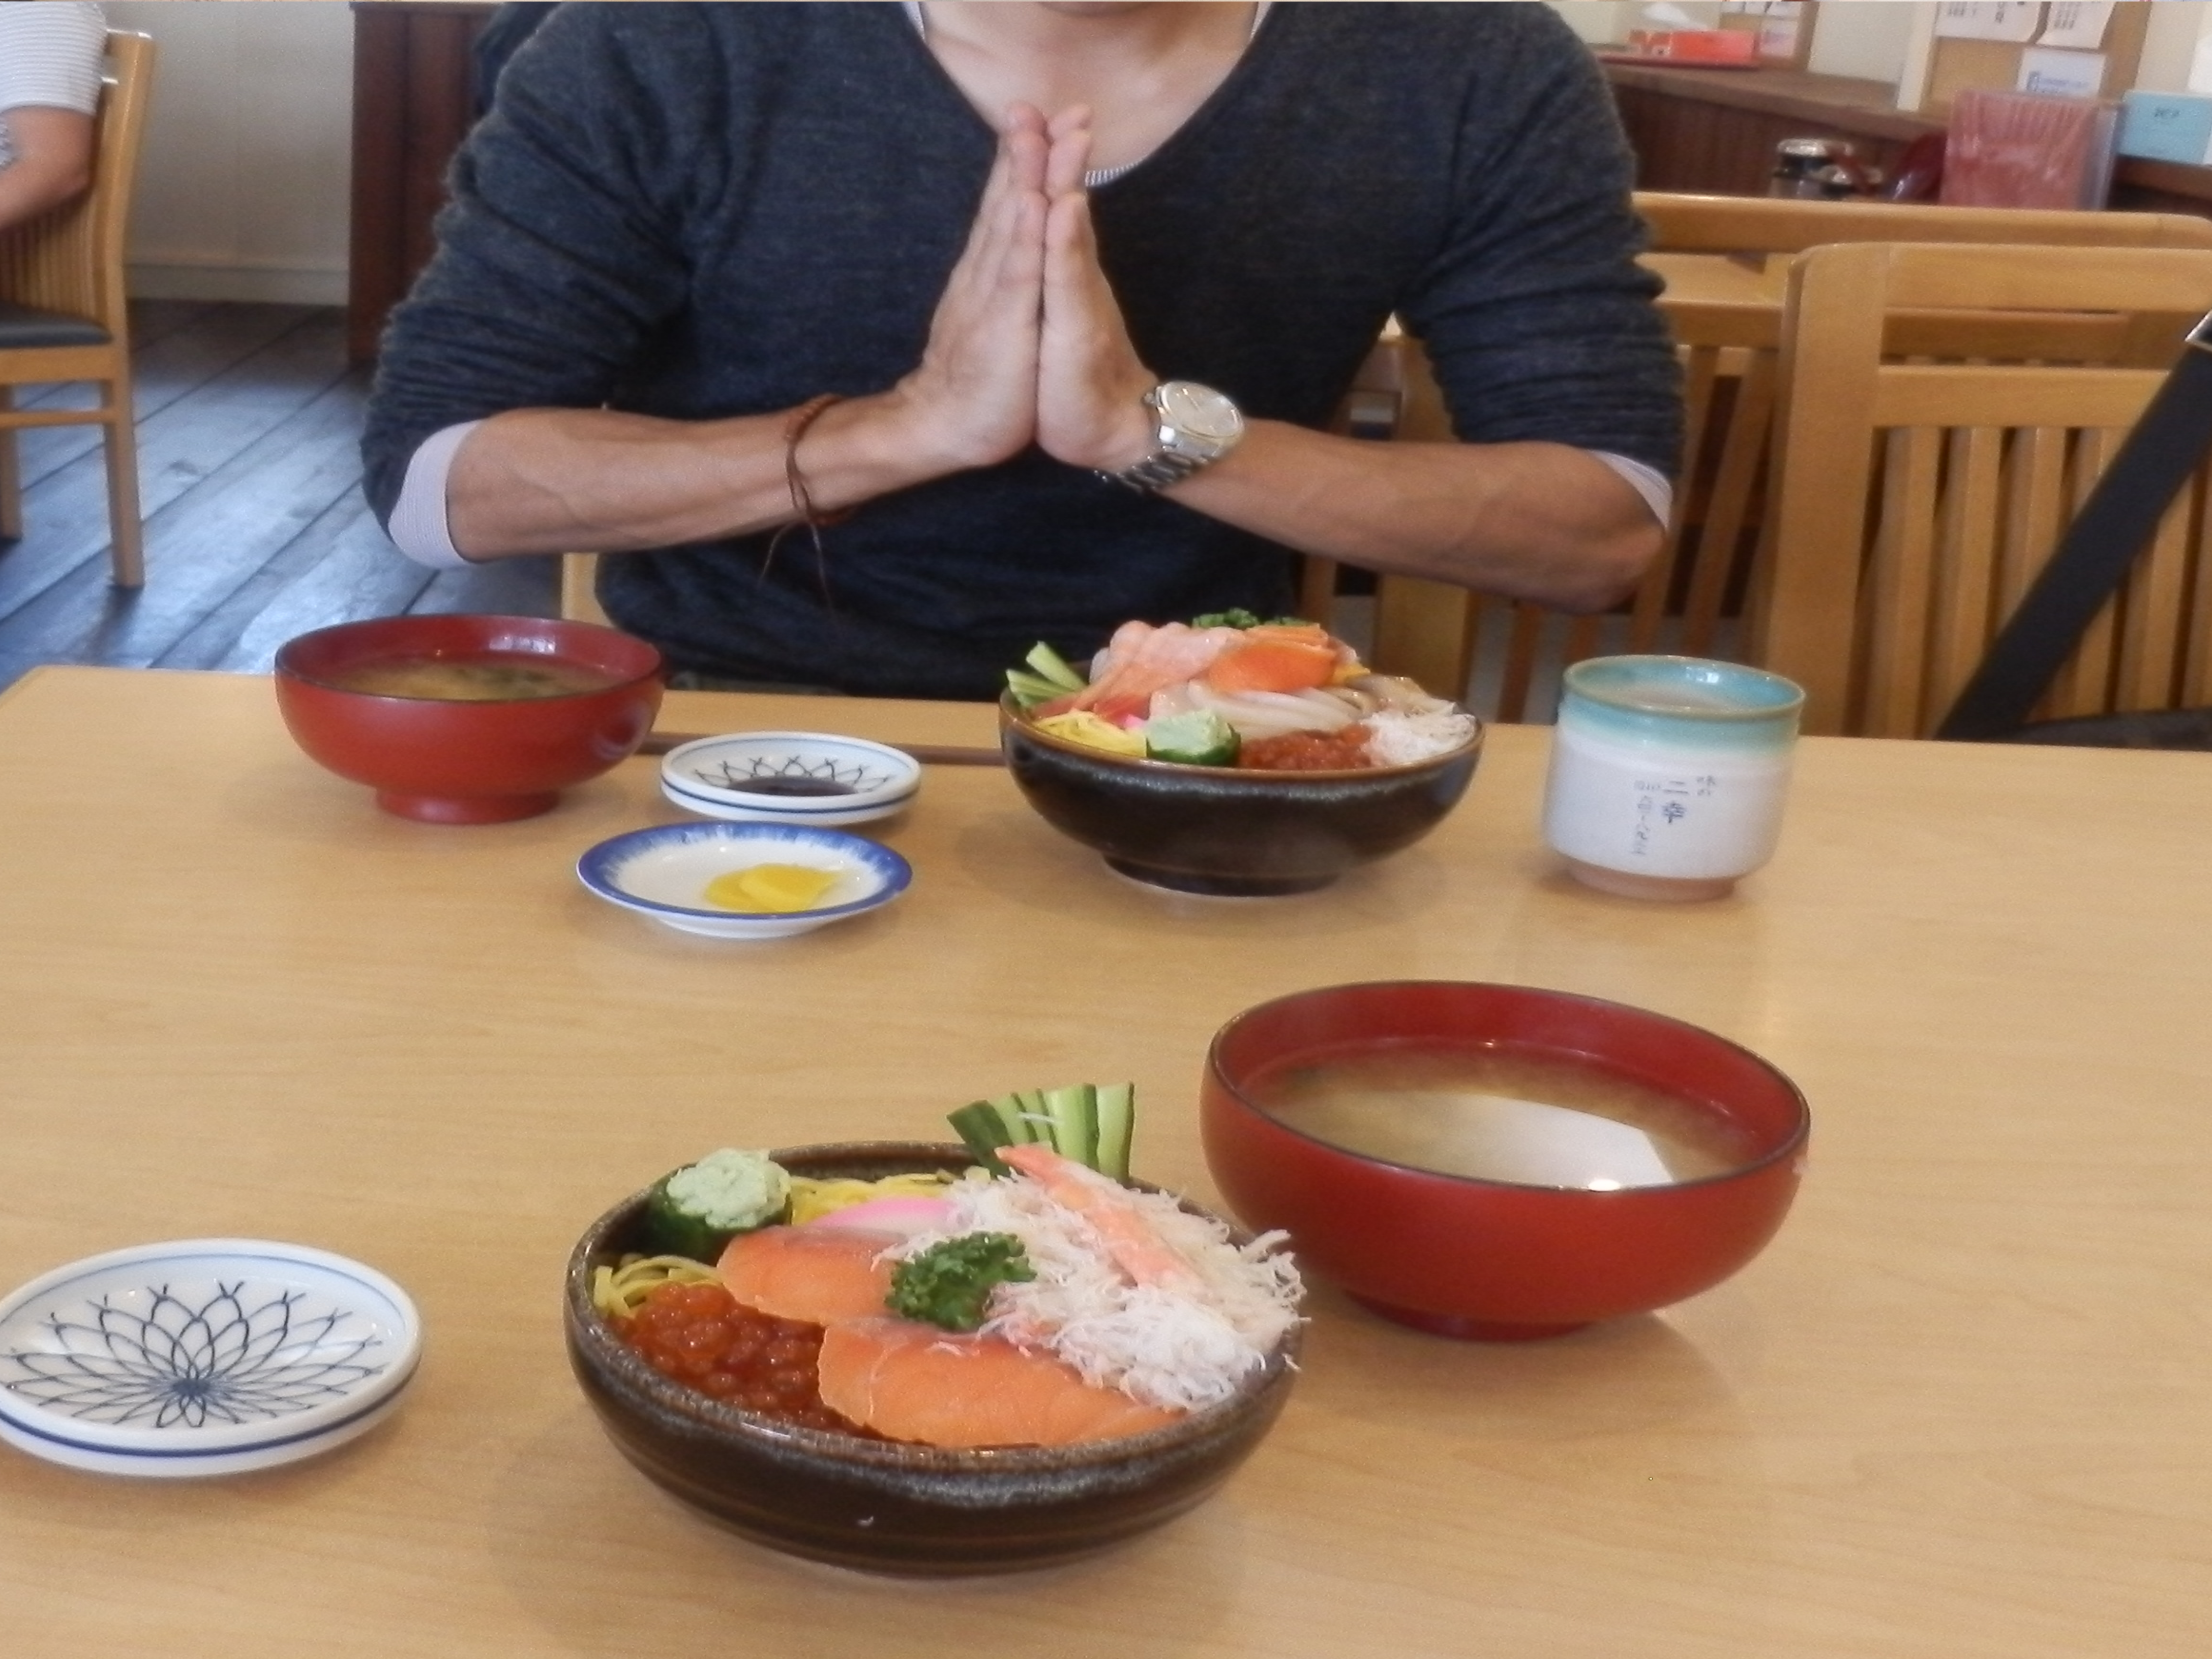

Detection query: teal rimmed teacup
(1541, 656), (1804, 902)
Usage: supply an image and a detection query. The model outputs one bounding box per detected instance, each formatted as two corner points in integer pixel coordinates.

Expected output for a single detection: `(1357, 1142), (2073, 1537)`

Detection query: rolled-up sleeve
(359, 6), (710, 528)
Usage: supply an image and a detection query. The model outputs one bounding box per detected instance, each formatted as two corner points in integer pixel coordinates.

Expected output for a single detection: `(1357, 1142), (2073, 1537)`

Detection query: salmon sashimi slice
(1203, 637), (1342, 695)
(817, 1317), (1183, 1448)
(717, 1225), (900, 1324)
(1071, 623), (1245, 715)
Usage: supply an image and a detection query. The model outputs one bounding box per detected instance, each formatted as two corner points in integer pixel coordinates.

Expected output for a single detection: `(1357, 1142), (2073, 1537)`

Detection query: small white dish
(0, 1239), (421, 1479)
(576, 821), (912, 940)
(660, 732), (921, 827)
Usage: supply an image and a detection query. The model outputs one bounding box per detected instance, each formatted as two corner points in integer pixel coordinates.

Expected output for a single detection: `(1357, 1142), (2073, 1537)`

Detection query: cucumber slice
(948, 1100), (1017, 1172)
(1006, 669), (1070, 709)
(987, 1091), (1046, 1146)
(954, 1083), (1138, 1180)
(1012, 1090), (1053, 1142)
(1041, 1083), (1098, 1168)
(1024, 642), (1090, 694)
(1092, 1083), (1136, 1181)
(1144, 709), (1239, 768)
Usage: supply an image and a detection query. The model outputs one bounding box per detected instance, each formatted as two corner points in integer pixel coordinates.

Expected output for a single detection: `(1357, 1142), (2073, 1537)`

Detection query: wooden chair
(1760, 241), (2212, 737)
(0, 32), (155, 587)
(561, 551), (608, 625)
(1341, 196), (2212, 720)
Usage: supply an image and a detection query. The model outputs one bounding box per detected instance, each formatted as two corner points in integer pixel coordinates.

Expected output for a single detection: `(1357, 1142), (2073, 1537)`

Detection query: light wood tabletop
(2, 665), (2209, 1657)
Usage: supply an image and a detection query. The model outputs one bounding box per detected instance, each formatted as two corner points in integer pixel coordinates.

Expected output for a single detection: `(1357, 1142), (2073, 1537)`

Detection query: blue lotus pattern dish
(0, 1240), (423, 1478)
(658, 732), (921, 827)
(1, 1280), (389, 1429)
(688, 752), (903, 795)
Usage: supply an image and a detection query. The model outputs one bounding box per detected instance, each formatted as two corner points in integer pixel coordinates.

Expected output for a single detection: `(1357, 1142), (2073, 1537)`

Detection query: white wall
(1546, 2), (1629, 45)
(2136, 0), (2212, 92)
(1807, 1), (1921, 83)
(1549, 0), (1911, 72)
(105, 0), (354, 305)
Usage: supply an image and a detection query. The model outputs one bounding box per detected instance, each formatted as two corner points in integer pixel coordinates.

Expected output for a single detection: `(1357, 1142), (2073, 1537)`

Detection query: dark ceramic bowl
(564, 1142), (1301, 1576)
(998, 697), (1482, 896)
(274, 614), (663, 824)
(1201, 983), (1808, 1341)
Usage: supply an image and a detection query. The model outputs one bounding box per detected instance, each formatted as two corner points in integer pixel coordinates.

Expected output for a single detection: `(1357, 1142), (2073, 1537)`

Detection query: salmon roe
(616, 1281), (874, 1436)
(1238, 726), (1374, 771)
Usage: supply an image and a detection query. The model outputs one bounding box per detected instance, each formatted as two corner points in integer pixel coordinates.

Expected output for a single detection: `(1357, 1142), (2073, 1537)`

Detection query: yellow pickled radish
(701, 863), (840, 914)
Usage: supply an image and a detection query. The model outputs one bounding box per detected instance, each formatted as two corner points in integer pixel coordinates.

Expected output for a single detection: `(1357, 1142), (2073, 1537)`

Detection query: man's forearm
(1164, 422), (1665, 613)
(444, 392), (969, 560)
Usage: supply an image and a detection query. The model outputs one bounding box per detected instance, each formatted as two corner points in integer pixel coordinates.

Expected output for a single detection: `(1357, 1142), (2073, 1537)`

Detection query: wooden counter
(1603, 63), (1943, 197)
(4, 666), (2212, 1654)
(1604, 58), (2212, 219)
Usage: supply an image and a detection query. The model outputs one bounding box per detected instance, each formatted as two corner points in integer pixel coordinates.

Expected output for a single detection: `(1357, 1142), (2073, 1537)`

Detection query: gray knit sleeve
(359, 5), (717, 527)
(1395, 9), (1681, 481)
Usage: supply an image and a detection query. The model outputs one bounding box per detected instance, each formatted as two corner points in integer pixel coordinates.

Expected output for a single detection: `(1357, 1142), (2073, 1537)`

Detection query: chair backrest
(1761, 241), (2212, 737)
(1637, 191), (2212, 359)
(1635, 192), (2212, 257)
(1362, 198), (2212, 720)
(0, 32), (154, 334)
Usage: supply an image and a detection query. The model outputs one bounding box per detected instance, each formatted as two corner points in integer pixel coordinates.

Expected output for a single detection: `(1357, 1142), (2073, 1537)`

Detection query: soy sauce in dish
(1247, 1043), (1749, 1190)
(718, 774), (856, 797)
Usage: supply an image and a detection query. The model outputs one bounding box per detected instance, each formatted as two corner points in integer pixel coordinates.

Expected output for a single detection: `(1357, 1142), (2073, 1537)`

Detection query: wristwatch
(1100, 382), (1246, 493)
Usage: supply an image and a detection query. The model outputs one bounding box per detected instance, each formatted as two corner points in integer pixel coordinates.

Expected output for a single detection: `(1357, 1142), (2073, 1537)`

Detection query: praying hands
(890, 103), (1161, 478)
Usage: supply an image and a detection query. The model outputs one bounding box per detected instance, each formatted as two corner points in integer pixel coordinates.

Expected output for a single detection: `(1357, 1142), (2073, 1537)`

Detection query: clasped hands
(893, 104), (1164, 478)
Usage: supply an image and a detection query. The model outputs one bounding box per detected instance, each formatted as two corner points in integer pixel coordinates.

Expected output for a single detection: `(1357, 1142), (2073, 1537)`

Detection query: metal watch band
(1102, 449), (1213, 493)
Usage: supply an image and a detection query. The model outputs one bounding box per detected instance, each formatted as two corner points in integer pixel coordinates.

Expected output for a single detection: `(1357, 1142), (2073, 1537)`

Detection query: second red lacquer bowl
(1200, 981), (1809, 1340)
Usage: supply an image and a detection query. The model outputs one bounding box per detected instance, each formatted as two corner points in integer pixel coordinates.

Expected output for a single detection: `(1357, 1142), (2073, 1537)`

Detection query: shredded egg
(1035, 711), (1146, 757)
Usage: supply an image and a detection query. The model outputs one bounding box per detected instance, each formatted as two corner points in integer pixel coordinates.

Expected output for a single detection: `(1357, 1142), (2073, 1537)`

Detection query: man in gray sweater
(364, 2), (1680, 700)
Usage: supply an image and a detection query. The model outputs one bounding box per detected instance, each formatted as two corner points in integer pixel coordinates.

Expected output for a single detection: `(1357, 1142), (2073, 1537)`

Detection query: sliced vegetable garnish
(1189, 610), (1314, 631)
(887, 1232), (1036, 1331)
(645, 1148), (792, 1260)
(1023, 642), (1090, 694)
(1144, 708), (1239, 767)
(950, 1083), (1135, 1180)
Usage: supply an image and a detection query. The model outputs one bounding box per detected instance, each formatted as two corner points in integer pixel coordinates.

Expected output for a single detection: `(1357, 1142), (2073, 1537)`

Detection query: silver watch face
(1154, 381), (1244, 445)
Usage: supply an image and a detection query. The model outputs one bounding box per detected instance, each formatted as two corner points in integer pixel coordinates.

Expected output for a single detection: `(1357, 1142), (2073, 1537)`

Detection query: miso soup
(1247, 1043), (1749, 1190)
(330, 652), (622, 702)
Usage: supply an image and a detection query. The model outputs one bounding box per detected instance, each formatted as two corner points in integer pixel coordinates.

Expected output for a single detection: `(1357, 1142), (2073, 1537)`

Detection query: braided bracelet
(784, 394), (857, 531)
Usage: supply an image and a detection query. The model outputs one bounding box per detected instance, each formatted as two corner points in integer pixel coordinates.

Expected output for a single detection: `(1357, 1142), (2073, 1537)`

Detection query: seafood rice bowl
(999, 612), (1482, 896)
(564, 1137), (1302, 1575)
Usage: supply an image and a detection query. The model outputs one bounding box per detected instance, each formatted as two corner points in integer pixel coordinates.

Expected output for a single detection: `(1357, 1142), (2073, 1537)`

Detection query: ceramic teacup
(1541, 656), (1804, 902)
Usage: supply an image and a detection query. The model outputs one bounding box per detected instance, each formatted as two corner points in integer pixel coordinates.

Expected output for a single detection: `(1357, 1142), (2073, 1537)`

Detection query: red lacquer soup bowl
(1200, 981), (1808, 1340)
(275, 614), (664, 824)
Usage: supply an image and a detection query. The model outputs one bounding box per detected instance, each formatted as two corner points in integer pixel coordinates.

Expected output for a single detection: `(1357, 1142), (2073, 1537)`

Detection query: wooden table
(3, 666), (2209, 1656)
(1644, 250), (1789, 348)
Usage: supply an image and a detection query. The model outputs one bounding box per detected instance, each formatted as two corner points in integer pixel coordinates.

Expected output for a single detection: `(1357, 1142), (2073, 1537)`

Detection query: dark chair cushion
(0, 301), (111, 351)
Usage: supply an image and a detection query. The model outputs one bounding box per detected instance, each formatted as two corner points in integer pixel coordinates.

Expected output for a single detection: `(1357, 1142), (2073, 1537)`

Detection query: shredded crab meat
(891, 1166), (1302, 1413)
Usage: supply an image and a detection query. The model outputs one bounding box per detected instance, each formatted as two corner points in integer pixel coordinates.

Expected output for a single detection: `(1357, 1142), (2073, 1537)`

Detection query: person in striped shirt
(0, 1), (106, 234)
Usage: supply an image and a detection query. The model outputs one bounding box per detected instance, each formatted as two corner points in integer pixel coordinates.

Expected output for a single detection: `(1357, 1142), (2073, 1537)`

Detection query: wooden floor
(0, 300), (556, 694)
